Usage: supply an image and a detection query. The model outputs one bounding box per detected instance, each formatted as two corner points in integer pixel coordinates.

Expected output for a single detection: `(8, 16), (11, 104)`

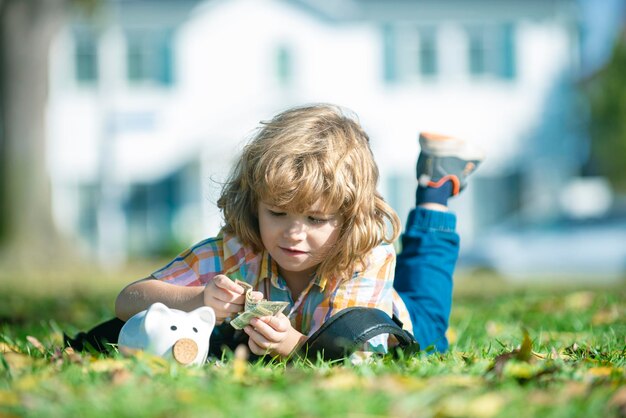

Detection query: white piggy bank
(118, 302), (216, 366)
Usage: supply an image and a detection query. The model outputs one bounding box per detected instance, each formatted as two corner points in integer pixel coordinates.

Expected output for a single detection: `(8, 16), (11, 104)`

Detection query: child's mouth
(280, 247), (308, 256)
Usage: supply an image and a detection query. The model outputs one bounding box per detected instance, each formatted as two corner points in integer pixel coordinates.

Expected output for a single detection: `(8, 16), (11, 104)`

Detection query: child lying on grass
(114, 104), (483, 358)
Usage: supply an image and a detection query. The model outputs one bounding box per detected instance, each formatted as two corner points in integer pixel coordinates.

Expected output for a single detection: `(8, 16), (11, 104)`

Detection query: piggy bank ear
(144, 302), (172, 335)
(193, 306), (216, 329)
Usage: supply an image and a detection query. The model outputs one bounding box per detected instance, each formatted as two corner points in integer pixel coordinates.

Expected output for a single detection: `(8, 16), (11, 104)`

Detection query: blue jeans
(394, 207), (459, 352)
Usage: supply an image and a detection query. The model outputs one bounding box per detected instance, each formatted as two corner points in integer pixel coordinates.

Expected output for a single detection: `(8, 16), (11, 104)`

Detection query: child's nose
(284, 221), (306, 240)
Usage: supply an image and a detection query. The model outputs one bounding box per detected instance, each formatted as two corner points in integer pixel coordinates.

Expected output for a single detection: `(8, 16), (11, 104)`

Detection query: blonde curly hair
(218, 104), (400, 280)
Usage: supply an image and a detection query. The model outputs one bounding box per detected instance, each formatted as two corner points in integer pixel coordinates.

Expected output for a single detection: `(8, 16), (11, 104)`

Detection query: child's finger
(212, 285), (244, 303)
(249, 317), (283, 342)
(211, 304), (242, 320)
(257, 315), (288, 332)
(205, 291), (244, 313)
(249, 291), (263, 301)
(213, 274), (244, 294)
(247, 334), (265, 355)
(244, 326), (274, 351)
(219, 301), (245, 313)
(214, 291), (245, 305)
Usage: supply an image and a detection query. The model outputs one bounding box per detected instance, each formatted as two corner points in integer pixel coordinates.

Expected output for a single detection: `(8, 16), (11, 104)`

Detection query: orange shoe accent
(462, 162), (476, 176)
(427, 175), (461, 196)
(421, 132), (452, 141)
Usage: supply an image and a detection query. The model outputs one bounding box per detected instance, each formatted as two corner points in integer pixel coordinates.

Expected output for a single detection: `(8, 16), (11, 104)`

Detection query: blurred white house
(47, 0), (589, 265)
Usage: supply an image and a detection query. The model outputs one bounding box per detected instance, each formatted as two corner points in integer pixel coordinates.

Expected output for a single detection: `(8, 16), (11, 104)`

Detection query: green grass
(0, 268), (624, 417)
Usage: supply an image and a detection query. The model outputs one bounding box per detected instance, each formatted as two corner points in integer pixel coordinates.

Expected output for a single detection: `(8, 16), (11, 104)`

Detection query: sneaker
(416, 132), (484, 196)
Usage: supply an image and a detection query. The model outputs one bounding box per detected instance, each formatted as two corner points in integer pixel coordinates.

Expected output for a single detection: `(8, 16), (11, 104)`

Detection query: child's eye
(268, 210), (286, 217)
(308, 216), (329, 224)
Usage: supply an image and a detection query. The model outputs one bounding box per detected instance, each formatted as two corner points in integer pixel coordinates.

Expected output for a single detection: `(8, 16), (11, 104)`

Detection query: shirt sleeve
(324, 244), (397, 352)
(151, 236), (224, 286)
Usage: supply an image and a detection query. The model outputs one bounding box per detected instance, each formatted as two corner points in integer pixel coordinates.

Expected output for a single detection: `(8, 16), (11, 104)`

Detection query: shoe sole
(419, 132), (485, 161)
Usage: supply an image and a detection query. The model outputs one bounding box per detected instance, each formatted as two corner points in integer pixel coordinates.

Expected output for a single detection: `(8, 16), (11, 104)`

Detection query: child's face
(258, 201), (343, 284)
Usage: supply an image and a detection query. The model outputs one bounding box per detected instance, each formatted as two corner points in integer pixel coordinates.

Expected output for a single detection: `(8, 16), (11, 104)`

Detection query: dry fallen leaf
(63, 347), (85, 364)
(563, 343), (608, 360)
(591, 307), (620, 325)
(0, 342), (20, 354)
(319, 370), (361, 390)
(110, 368), (133, 386)
(0, 389), (19, 407)
(1, 352), (35, 373)
(87, 357), (128, 373)
(446, 327), (458, 345)
(116, 349), (170, 372)
(488, 329), (534, 377)
(364, 374), (426, 393)
(502, 361), (536, 380)
(13, 374), (46, 391)
(436, 394), (471, 418)
(562, 381), (589, 399)
(609, 386), (626, 417)
(517, 329), (533, 362)
(563, 291), (595, 310)
(233, 344), (249, 381)
(432, 374), (484, 388)
(485, 321), (504, 337)
(467, 393), (507, 418)
(26, 336), (45, 354)
(50, 346), (85, 367)
(585, 366), (615, 383)
(527, 389), (555, 406)
(487, 329), (559, 382)
(549, 347), (562, 361)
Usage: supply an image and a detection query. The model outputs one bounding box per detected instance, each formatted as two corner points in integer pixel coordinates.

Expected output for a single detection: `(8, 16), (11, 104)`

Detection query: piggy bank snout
(171, 338), (199, 365)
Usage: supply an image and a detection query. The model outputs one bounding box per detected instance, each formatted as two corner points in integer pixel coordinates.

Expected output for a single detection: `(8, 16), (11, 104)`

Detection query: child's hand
(244, 313), (306, 358)
(203, 274), (262, 324)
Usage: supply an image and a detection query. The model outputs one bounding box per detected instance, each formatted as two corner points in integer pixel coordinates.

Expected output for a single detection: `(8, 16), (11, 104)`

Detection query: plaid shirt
(152, 232), (413, 351)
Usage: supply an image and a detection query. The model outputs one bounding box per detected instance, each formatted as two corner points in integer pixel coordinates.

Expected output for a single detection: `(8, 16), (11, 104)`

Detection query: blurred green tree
(0, 0), (98, 266)
(585, 27), (626, 192)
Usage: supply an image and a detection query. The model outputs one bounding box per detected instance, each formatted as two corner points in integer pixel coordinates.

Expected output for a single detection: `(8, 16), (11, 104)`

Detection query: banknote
(235, 279), (257, 311)
(230, 305), (271, 330)
(257, 301), (289, 316)
(235, 279), (253, 293)
(231, 279), (289, 330)
(230, 301), (289, 329)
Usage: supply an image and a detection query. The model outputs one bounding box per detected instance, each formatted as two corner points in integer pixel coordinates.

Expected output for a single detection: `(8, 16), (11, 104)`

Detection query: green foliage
(0, 274), (625, 417)
(70, 0), (103, 18)
(585, 30), (626, 191)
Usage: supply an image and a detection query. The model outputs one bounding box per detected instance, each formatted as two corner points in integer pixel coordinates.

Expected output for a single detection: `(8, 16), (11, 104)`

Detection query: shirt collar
(312, 274), (328, 291)
(259, 250), (282, 289)
(260, 250), (330, 292)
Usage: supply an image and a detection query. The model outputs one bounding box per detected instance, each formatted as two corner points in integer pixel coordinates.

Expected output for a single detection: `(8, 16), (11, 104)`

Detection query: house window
(78, 183), (99, 245)
(382, 24), (438, 83)
(468, 28), (487, 75)
(382, 24), (396, 82)
(467, 23), (516, 80)
(418, 28), (438, 76)
(126, 28), (174, 86)
(74, 29), (98, 83)
(275, 45), (293, 87)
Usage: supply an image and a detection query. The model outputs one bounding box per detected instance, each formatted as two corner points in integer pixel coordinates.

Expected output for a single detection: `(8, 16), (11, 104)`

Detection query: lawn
(0, 267), (624, 418)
